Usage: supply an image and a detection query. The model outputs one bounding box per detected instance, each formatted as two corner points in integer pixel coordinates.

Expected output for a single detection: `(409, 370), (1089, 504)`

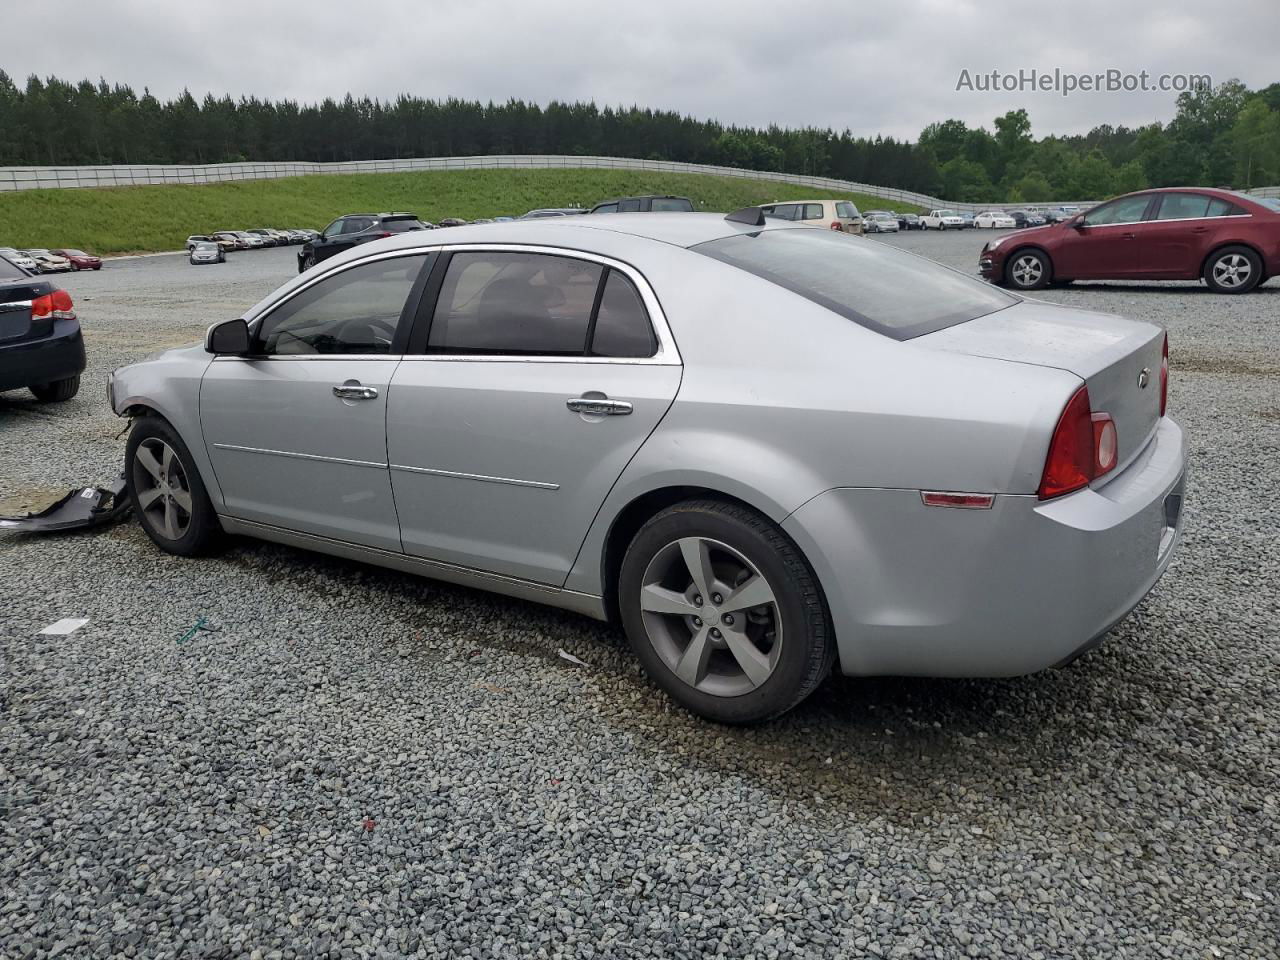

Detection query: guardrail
(0, 154), (1274, 212)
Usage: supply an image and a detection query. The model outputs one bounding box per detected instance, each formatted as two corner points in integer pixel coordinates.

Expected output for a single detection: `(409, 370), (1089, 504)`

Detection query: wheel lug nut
(712, 593), (723, 604)
(693, 617), (702, 627)
(693, 595), (703, 606)
(722, 614), (734, 625)
(710, 628), (722, 639)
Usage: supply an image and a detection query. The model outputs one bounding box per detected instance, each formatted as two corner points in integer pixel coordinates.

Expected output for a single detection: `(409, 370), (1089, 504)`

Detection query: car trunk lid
(0, 277), (55, 345)
(917, 300), (1165, 472)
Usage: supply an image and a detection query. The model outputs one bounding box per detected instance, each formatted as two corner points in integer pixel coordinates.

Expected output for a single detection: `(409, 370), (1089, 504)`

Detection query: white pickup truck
(921, 209), (966, 230)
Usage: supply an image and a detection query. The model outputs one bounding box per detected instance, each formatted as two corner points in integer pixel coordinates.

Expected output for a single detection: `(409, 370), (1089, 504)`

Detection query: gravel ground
(2, 236), (1277, 959)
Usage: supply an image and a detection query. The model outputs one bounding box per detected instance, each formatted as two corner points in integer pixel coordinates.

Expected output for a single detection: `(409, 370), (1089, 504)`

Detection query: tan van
(759, 199), (863, 235)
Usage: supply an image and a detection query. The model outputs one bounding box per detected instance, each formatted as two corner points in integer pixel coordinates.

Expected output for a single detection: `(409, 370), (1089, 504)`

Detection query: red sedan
(51, 248), (103, 271)
(980, 188), (1280, 294)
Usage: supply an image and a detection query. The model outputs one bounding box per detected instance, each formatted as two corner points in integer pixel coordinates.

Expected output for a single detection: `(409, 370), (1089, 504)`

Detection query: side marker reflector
(921, 491), (995, 509)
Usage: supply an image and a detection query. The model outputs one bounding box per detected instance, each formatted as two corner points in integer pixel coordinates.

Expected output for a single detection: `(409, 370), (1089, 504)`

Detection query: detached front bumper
(783, 416), (1187, 677)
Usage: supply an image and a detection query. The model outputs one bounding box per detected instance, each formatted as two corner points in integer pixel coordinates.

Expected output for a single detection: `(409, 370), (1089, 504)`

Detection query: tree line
(1, 71), (1277, 201)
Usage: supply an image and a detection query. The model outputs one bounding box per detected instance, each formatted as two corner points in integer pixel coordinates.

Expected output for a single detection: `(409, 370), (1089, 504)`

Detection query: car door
(1140, 193), (1244, 278)
(386, 248), (682, 586)
(1052, 194), (1157, 279)
(200, 252), (433, 550)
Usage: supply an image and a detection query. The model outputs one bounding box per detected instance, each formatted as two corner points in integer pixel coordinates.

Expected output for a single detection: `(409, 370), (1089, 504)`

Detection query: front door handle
(333, 382), (378, 401)
(566, 396), (633, 416)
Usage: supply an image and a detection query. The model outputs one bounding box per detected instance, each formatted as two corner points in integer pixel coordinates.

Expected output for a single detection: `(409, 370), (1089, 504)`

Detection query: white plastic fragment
(39, 618), (90, 636)
(556, 648), (588, 667)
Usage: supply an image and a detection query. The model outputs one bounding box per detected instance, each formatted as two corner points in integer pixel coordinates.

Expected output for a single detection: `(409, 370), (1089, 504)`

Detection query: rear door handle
(333, 382), (378, 401)
(1190, 226), (1209, 234)
(566, 396), (633, 416)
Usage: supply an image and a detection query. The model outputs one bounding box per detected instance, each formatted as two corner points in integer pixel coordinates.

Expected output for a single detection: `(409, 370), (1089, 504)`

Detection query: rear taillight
(30, 289), (76, 322)
(1038, 386), (1117, 500)
(376, 231), (393, 239)
(830, 221), (843, 232)
(1159, 333), (1168, 417)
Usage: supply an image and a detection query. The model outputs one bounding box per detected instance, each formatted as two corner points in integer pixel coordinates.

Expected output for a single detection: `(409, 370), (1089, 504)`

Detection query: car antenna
(725, 206), (766, 226)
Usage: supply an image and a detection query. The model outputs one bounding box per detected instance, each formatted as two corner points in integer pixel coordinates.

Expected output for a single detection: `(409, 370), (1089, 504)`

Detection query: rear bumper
(0, 318), (86, 392)
(783, 416), (1187, 677)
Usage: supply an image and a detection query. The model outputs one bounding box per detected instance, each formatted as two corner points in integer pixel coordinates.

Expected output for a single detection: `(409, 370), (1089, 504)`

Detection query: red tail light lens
(1159, 333), (1168, 417)
(30, 290), (76, 322)
(829, 221), (843, 231)
(1038, 386), (1119, 500)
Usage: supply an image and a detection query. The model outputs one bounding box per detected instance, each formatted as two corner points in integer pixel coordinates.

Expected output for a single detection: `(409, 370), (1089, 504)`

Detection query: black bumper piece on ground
(0, 476), (131, 534)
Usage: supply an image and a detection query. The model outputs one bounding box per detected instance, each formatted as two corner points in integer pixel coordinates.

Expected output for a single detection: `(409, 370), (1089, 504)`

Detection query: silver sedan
(108, 212), (1186, 723)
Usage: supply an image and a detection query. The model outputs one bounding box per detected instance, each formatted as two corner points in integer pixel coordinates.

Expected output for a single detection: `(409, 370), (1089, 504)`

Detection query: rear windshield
(0, 254), (27, 279)
(835, 202), (859, 218)
(693, 228), (1017, 340)
(384, 218), (427, 232)
(651, 197), (694, 212)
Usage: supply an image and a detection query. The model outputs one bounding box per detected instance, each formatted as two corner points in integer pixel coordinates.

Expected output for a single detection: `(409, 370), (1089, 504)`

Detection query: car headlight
(987, 236), (1006, 252)
(106, 370), (116, 412)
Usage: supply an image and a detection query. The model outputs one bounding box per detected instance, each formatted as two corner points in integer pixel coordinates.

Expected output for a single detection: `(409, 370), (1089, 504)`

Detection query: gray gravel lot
(2, 235), (1277, 959)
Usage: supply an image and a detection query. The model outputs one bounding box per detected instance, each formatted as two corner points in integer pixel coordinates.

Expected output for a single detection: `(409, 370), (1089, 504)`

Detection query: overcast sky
(4, 0), (1276, 141)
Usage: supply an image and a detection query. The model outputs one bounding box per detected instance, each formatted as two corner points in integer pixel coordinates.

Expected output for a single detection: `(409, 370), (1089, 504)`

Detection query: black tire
(299, 252), (316, 273)
(70, 263), (80, 272)
(30, 376), (80, 402)
(1004, 247), (1052, 290)
(618, 499), (834, 724)
(1203, 245), (1262, 294)
(125, 415), (222, 556)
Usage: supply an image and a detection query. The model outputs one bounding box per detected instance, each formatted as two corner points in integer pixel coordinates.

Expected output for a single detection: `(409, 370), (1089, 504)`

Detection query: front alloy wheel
(132, 438), (193, 542)
(125, 417), (221, 556)
(1006, 249), (1051, 289)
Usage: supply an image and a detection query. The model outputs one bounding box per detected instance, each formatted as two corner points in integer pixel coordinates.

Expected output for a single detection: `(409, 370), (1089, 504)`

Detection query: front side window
(594, 203), (619, 214)
(618, 198), (644, 212)
(428, 252), (603, 356)
(255, 255), (428, 356)
(1083, 195), (1152, 226)
(694, 228), (1016, 341)
(590, 271), (656, 358)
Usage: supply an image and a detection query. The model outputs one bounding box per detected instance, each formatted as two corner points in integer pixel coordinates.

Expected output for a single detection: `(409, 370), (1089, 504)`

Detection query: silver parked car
(108, 212), (1186, 724)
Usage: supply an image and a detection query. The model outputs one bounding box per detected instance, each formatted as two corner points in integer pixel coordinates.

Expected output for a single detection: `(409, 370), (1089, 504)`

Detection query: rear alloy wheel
(30, 376), (80, 402)
(1006, 249), (1051, 290)
(619, 500), (833, 724)
(1203, 246), (1261, 294)
(300, 253), (316, 273)
(126, 417), (221, 556)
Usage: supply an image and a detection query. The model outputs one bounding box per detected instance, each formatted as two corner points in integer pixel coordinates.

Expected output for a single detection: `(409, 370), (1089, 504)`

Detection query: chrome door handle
(566, 396), (633, 416)
(333, 383), (378, 400)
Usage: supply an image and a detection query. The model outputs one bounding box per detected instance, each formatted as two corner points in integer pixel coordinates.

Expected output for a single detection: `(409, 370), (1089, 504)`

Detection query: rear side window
(764, 204), (799, 221)
(255, 254), (428, 355)
(590, 271), (656, 358)
(835, 202), (858, 218)
(384, 218), (426, 233)
(651, 197), (693, 212)
(802, 204), (823, 220)
(694, 228), (1016, 340)
(0, 255), (26, 280)
(428, 252), (603, 355)
(342, 218), (376, 235)
(618, 198), (644, 212)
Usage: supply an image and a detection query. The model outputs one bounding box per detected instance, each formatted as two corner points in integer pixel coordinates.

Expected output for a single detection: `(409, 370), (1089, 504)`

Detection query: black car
(898, 213), (923, 230)
(588, 195), (694, 214)
(298, 213), (431, 272)
(0, 253), (85, 402)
